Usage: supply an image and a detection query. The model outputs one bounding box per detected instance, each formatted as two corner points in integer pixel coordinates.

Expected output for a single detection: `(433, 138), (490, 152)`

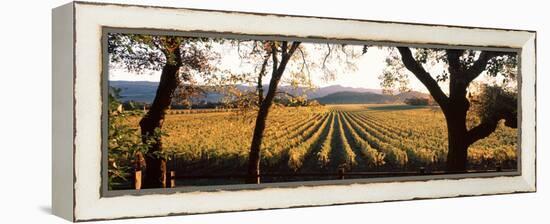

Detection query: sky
(109, 41), (511, 94)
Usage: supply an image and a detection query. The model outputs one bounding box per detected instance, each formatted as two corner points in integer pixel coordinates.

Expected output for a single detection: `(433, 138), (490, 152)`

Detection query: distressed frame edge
(519, 32), (537, 192)
(52, 2), (76, 222)
(75, 0), (536, 33)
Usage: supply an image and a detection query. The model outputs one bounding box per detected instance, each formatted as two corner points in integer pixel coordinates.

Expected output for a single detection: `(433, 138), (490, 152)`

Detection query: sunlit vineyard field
(121, 104), (517, 184)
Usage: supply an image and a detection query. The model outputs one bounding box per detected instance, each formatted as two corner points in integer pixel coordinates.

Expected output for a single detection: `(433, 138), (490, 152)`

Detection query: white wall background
(0, 0), (546, 223)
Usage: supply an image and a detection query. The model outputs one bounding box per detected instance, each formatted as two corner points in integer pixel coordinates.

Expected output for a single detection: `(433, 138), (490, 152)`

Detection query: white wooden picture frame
(52, 1), (536, 221)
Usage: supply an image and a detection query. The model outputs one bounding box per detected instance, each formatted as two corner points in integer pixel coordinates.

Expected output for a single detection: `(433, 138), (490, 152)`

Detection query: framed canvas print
(52, 1), (536, 222)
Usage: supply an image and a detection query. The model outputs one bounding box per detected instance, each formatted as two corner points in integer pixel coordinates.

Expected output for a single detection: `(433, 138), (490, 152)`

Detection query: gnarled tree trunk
(444, 67), (470, 172)
(444, 109), (469, 171)
(139, 47), (182, 189)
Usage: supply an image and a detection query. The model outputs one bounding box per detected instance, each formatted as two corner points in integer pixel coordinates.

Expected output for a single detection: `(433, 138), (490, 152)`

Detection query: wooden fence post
(338, 167), (345, 180)
(169, 153), (176, 188)
(134, 170), (142, 190)
(170, 171), (176, 188)
(134, 152), (145, 190)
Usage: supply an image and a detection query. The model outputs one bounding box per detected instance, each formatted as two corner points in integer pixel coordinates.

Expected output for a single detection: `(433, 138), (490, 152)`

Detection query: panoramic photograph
(106, 33), (519, 190)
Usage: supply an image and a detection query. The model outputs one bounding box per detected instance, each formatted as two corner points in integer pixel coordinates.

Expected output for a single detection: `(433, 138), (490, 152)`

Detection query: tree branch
(297, 47), (311, 76)
(362, 45), (368, 55)
(322, 43), (332, 69)
(465, 51), (492, 83)
(276, 41), (301, 75)
(466, 110), (517, 145)
(397, 47), (449, 108)
(281, 41), (288, 57)
(257, 52), (270, 104)
(465, 51), (511, 83)
(466, 119), (499, 146)
(270, 42), (279, 74)
(151, 37), (163, 53)
(287, 41), (301, 58)
(446, 49), (465, 74)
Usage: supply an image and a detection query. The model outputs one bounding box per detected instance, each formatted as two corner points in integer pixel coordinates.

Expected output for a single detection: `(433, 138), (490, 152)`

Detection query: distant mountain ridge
(109, 81), (429, 104)
(110, 81), (159, 103)
(314, 91), (429, 104)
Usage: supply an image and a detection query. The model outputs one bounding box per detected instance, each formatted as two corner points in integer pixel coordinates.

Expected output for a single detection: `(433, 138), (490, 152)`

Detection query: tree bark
(247, 41), (300, 184)
(443, 103), (469, 172)
(139, 45), (182, 189)
(444, 51), (471, 171)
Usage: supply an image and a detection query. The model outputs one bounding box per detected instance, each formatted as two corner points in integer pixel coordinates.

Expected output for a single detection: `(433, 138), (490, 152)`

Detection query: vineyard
(118, 104), (517, 185)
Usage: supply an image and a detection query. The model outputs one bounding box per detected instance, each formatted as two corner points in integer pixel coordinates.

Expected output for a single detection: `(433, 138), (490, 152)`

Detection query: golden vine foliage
(118, 104), (516, 174)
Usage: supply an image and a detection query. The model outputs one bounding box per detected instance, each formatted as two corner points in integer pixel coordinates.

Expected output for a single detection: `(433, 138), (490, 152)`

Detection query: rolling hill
(313, 91), (430, 104)
(109, 81), (430, 105)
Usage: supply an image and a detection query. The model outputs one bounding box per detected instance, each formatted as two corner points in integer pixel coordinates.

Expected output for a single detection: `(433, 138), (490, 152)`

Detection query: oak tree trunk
(139, 50), (181, 188)
(444, 110), (469, 172)
(444, 66), (471, 172)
